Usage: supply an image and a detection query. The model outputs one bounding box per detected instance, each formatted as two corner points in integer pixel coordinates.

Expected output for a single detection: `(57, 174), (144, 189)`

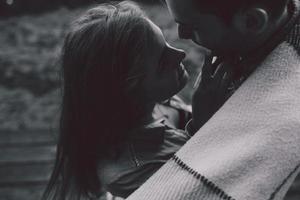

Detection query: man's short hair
(193, 0), (288, 22)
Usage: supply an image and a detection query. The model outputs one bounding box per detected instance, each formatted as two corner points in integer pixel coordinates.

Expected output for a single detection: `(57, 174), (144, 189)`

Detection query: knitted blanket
(127, 42), (300, 200)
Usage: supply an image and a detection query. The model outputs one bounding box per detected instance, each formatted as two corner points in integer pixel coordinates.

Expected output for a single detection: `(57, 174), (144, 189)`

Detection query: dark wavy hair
(42, 1), (155, 199)
(161, 0), (289, 23)
(193, 0), (289, 22)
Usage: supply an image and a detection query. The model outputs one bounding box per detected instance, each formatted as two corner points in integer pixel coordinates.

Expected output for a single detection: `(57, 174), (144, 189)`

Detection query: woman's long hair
(42, 1), (155, 199)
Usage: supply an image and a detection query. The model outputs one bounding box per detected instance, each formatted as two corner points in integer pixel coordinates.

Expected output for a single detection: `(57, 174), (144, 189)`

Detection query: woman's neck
(137, 102), (156, 126)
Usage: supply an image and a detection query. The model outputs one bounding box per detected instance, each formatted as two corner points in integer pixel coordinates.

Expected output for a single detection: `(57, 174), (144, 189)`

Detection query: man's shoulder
(267, 42), (300, 68)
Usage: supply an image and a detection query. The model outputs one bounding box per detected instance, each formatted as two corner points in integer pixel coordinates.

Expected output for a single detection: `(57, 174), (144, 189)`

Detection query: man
(127, 0), (300, 199)
(166, 0), (300, 131)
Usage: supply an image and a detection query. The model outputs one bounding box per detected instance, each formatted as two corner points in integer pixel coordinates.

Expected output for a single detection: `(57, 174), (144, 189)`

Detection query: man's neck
(222, 0), (300, 98)
(275, 3), (290, 34)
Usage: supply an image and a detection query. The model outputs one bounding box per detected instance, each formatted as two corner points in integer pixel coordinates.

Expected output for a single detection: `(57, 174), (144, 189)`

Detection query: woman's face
(134, 20), (189, 103)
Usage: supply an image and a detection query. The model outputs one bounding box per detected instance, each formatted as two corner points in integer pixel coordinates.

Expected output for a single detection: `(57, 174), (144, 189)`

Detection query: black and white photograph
(0, 0), (299, 199)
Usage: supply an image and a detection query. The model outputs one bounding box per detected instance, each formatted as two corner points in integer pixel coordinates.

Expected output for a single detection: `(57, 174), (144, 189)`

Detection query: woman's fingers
(212, 60), (230, 80)
(204, 59), (234, 106)
(202, 55), (214, 74)
(191, 57), (236, 129)
(217, 66), (234, 104)
(201, 55), (214, 83)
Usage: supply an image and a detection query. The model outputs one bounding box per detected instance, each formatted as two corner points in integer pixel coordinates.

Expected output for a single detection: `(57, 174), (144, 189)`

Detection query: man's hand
(191, 56), (234, 130)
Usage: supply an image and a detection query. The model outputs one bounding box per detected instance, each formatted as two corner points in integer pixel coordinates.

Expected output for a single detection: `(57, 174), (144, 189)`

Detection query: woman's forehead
(146, 19), (165, 42)
(145, 19), (166, 55)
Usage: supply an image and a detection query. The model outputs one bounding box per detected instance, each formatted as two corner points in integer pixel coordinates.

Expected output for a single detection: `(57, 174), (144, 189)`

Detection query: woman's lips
(178, 63), (186, 80)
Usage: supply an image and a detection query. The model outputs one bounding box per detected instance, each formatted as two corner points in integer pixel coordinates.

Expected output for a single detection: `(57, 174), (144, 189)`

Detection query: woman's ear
(232, 7), (269, 35)
(124, 77), (142, 96)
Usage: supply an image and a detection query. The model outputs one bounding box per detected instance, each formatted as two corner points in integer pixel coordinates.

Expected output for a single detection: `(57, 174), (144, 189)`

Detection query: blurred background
(0, 0), (298, 199)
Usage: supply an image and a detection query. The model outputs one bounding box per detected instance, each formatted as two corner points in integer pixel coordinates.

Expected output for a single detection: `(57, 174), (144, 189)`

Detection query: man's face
(165, 0), (236, 55)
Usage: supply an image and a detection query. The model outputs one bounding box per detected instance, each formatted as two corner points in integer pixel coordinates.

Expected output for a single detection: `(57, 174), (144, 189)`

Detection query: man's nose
(178, 24), (193, 39)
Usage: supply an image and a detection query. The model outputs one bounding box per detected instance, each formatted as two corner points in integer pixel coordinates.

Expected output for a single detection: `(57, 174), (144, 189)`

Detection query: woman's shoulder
(97, 144), (134, 186)
(97, 138), (167, 198)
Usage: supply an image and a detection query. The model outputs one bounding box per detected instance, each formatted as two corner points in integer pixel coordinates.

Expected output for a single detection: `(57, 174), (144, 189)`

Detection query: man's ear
(232, 7), (270, 35)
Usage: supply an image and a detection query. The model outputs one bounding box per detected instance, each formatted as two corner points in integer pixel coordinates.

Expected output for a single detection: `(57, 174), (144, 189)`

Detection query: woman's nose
(178, 24), (193, 39)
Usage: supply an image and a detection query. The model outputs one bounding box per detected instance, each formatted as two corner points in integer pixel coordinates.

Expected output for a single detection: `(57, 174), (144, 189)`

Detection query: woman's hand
(191, 56), (234, 131)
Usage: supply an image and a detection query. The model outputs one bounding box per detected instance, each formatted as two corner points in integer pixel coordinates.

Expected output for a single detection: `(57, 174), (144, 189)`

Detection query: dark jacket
(97, 97), (192, 198)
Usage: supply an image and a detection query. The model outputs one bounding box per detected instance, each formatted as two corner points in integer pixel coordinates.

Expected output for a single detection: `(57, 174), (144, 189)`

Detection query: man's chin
(198, 45), (212, 56)
(191, 40), (211, 54)
(210, 48), (237, 58)
(209, 47), (228, 57)
(191, 40), (235, 58)
(193, 42), (219, 57)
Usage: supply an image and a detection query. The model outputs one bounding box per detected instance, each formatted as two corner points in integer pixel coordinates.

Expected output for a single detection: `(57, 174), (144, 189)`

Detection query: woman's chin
(179, 71), (189, 89)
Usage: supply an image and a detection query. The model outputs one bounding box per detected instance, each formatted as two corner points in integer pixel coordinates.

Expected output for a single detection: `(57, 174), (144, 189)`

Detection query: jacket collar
(286, 0), (300, 54)
(127, 119), (165, 143)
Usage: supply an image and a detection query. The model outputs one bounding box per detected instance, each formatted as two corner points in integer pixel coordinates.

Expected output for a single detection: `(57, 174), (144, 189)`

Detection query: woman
(42, 1), (229, 199)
